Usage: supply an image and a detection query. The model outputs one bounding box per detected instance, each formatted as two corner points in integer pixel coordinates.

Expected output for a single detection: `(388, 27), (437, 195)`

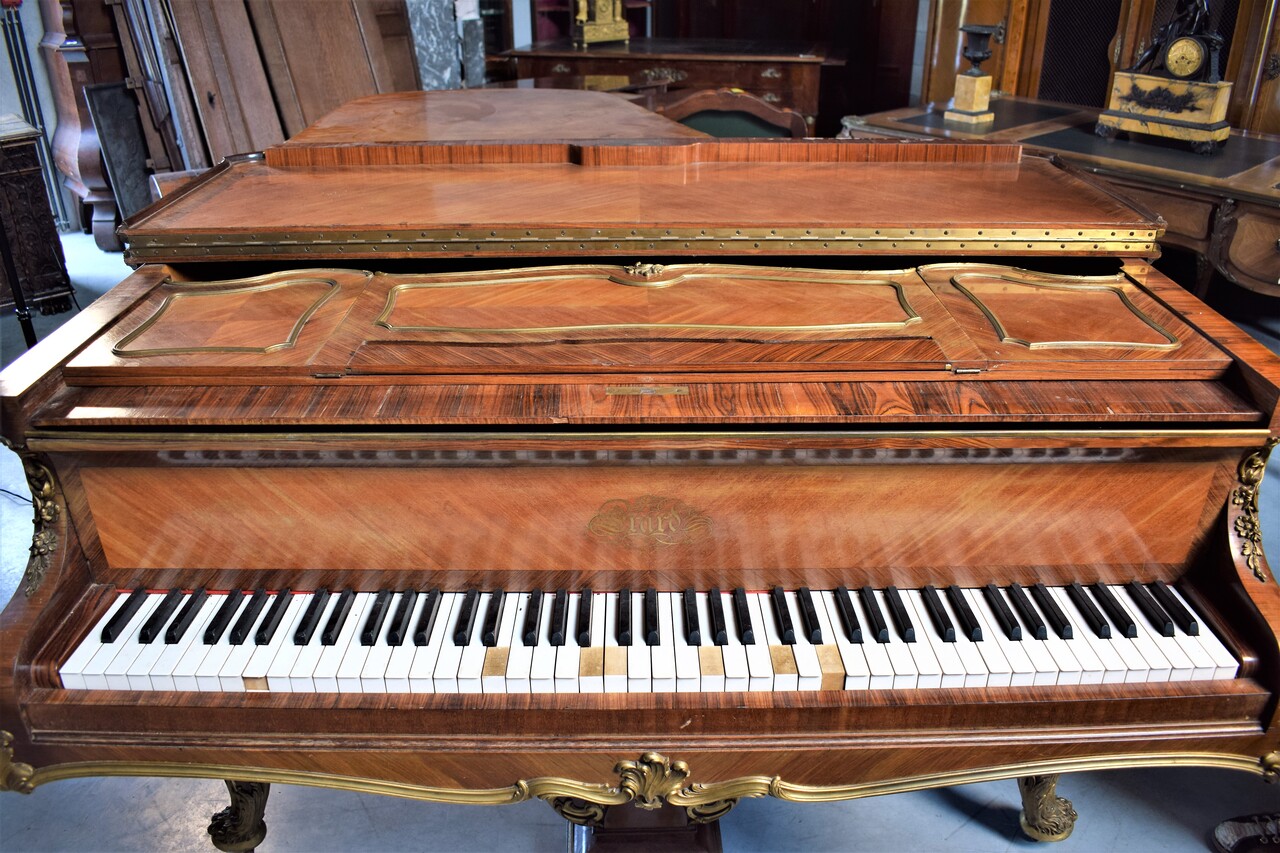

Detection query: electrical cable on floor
(0, 487), (30, 503)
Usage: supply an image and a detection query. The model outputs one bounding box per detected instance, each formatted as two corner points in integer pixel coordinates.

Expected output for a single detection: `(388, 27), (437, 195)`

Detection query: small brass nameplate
(605, 386), (689, 396)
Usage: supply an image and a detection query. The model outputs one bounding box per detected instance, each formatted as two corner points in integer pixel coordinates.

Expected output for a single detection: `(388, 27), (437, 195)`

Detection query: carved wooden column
(1017, 774), (1077, 842)
(207, 780), (270, 853)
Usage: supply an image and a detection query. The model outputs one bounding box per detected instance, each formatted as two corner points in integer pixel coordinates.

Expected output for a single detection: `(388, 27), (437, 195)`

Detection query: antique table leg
(1017, 774), (1077, 842)
(207, 780), (270, 852)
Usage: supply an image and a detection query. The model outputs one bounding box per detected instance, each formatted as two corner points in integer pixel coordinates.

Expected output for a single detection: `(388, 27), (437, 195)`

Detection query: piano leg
(1017, 775), (1077, 842)
(207, 780), (270, 852)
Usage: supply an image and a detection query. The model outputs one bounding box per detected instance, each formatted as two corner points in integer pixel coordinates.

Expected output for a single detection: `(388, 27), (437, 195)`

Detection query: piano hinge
(312, 373), (344, 379)
(951, 367), (982, 375)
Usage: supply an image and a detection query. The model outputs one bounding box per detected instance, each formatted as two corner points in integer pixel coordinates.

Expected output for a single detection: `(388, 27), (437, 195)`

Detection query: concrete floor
(0, 234), (1276, 852)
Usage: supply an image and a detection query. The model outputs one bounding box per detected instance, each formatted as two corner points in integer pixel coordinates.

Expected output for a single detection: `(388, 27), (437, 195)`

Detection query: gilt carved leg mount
(208, 780), (269, 852)
(1018, 774), (1077, 842)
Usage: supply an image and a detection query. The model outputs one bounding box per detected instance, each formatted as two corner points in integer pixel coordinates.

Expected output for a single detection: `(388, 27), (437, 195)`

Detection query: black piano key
(1066, 582), (1110, 639)
(796, 587), (822, 644)
(945, 585), (981, 642)
(770, 586), (796, 645)
(615, 589), (632, 646)
(920, 585), (955, 642)
(206, 590), (246, 645)
(575, 589), (593, 647)
(1126, 580), (1175, 637)
(732, 587), (754, 645)
(452, 589), (480, 646)
(681, 588), (701, 646)
(255, 589), (293, 645)
(229, 589), (268, 646)
(385, 590), (417, 647)
(983, 584), (1020, 641)
(1006, 583), (1047, 640)
(523, 590), (545, 646)
(1031, 583), (1072, 640)
(858, 586), (890, 644)
(1089, 583), (1136, 638)
(707, 587), (728, 646)
(321, 589), (355, 646)
(138, 589), (184, 644)
(643, 588), (660, 646)
(165, 587), (208, 644)
(293, 589), (330, 645)
(484, 590), (507, 648)
(360, 589), (393, 646)
(833, 586), (863, 644)
(549, 589), (569, 646)
(883, 586), (914, 643)
(102, 588), (149, 643)
(1148, 581), (1198, 636)
(412, 588), (442, 646)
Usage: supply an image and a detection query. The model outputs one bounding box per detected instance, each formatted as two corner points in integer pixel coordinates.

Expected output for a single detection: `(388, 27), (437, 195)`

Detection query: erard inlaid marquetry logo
(587, 496), (711, 548)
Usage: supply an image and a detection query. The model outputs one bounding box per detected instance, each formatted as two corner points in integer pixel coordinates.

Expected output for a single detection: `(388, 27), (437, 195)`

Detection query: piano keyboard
(59, 582), (1238, 693)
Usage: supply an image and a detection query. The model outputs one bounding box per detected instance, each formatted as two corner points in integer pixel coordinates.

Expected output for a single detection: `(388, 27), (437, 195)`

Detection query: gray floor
(0, 234), (1277, 852)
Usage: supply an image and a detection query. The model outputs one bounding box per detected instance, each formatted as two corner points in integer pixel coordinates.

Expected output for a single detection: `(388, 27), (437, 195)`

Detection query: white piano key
(874, 590), (920, 689)
(289, 593), (343, 693)
(816, 590), (871, 690)
(505, 593), (535, 694)
(1049, 587), (1125, 685)
(529, 592), (557, 694)
(956, 588), (1017, 688)
(1081, 588), (1152, 683)
(126, 594), (194, 691)
(312, 593), (373, 693)
(1042, 588), (1103, 685)
(554, 592), (582, 694)
(673, 593), (701, 693)
(602, 593), (628, 694)
(578, 593), (607, 694)
(1141, 591), (1217, 680)
(484, 591), (521, 694)
(336, 593), (386, 692)
(903, 590), (966, 688)
(150, 594), (221, 691)
(60, 593), (131, 690)
(383, 593), (428, 693)
(431, 594), (468, 693)
(219, 594), (282, 692)
(786, 591), (822, 691)
(969, 589), (1046, 686)
(742, 593), (773, 691)
(409, 593), (457, 693)
(244, 593), (307, 692)
(1165, 585), (1238, 679)
(102, 595), (167, 690)
(267, 593), (316, 692)
(650, 592), (677, 692)
(935, 590), (993, 687)
(694, 592), (723, 692)
(1109, 590), (1173, 682)
(626, 591), (652, 693)
(757, 592), (797, 691)
(361, 592), (407, 693)
(718, 591), (750, 692)
(457, 592), (492, 694)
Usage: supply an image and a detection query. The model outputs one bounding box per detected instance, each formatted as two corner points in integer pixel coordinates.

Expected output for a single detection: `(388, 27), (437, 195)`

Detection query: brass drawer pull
(760, 67), (782, 79)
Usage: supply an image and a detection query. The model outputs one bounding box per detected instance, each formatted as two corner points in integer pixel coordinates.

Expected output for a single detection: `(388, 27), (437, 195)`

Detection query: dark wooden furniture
(652, 87), (809, 137)
(844, 96), (1280, 297)
(1, 93), (1279, 851)
(502, 38), (829, 131)
(0, 115), (73, 345)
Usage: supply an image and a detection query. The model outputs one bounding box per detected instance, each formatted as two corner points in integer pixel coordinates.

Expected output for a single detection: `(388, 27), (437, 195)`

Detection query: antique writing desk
(1, 92), (1279, 851)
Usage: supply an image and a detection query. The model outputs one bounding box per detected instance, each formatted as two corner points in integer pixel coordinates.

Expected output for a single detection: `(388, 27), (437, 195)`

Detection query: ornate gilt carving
(622, 262), (665, 279)
(1231, 438), (1279, 582)
(547, 796), (608, 826)
(0, 732), (35, 794)
(1017, 774), (1077, 842)
(208, 780), (270, 852)
(617, 752), (691, 809)
(1262, 751), (1280, 782)
(9, 448), (61, 596)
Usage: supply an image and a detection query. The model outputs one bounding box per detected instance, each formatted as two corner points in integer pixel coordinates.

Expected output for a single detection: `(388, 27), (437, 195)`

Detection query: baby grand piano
(2, 90), (1279, 851)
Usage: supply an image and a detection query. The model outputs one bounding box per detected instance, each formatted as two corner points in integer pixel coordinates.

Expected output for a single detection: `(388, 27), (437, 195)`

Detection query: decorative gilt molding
(1231, 438), (1279, 582)
(1263, 751), (1280, 783)
(0, 732), (35, 794)
(622, 262), (666, 279)
(6, 448), (61, 597)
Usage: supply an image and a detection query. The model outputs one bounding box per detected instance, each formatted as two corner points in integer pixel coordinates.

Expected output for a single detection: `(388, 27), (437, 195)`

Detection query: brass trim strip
(1, 741), (1268, 808)
(951, 272), (1180, 351)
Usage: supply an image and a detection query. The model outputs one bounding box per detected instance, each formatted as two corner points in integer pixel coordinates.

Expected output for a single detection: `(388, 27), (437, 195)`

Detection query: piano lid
(120, 141), (1162, 264)
(63, 262), (1231, 386)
